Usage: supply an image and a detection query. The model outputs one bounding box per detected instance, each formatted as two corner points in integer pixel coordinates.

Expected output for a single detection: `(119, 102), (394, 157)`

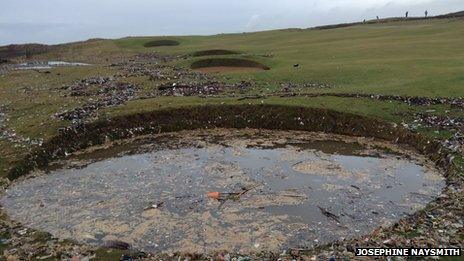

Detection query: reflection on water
(17, 61), (89, 70)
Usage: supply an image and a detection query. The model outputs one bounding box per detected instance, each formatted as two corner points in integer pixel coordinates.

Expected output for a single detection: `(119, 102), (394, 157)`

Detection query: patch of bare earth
(193, 66), (265, 73)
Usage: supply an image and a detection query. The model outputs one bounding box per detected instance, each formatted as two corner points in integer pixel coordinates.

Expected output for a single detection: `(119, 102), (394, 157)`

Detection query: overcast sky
(1, 0), (463, 45)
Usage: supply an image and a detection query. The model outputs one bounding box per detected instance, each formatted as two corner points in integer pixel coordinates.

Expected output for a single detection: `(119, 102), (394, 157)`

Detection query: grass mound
(192, 49), (240, 57)
(191, 58), (270, 71)
(143, 40), (180, 47)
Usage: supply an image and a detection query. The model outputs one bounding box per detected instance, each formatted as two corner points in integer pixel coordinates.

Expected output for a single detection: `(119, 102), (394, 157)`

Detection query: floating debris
(1, 129), (445, 254)
(318, 206), (340, 223)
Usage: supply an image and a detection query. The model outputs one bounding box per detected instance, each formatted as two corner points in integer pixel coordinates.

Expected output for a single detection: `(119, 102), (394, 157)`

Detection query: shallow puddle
(1, 129), (445, 254)
(17, 61), (89, 70)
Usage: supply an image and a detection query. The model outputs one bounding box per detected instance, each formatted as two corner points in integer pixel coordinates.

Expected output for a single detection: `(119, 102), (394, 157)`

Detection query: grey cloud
(0, 0), (463, 45)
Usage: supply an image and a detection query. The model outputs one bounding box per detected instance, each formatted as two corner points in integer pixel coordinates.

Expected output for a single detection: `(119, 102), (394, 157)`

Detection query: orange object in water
(207, 191), (221, 199)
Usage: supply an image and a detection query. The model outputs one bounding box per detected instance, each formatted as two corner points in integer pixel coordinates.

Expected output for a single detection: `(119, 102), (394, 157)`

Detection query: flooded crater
(1, 129), (445, 254)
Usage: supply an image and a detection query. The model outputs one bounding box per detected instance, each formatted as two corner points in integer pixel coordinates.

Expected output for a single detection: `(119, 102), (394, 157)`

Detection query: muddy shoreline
(2, 104), (463, 260)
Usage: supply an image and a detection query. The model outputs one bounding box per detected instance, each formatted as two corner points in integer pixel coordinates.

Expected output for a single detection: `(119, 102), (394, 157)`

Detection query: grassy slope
(115, 18), (464, 97)
(2, 17), (464, 178)
(1, 17), (464, 259)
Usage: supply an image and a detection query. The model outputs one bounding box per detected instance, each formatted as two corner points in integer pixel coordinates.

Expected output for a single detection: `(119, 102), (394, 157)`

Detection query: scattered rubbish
(411, 113), (464, 131)
(207, 184), (260, 201)
(281, 82), (333, 92)
(157, 80), (252, 96)
(17, 228), (27, 236)
(207, 191), (221, 200)
(278, 92), (464, 108)
(318, 206), (341, 223)
(54, 76), (140, 126)
(144, 201), (164, 210)
(1, 129), (444, 254)
(278, 193), (308, 199)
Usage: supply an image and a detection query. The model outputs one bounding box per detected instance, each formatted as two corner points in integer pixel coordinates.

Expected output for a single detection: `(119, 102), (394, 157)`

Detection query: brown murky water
(1, 129), (445, 254)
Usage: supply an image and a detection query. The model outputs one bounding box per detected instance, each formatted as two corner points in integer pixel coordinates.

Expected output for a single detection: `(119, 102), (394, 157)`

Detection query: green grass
(2, 17), (464, 179)
(30, 18), (464, 97)
(111, 18), (464, 97)
(0, 16), (463, 258)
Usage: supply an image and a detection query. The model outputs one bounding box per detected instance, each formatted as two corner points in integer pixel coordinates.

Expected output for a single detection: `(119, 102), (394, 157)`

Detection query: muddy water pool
(1, 129), (445, 254)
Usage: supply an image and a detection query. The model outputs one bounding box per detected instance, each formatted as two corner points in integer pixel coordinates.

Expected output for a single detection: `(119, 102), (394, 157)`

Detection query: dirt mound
(192, 49), (240, 57)
(191, 58), (270, 73)
(143, 40), (180, 47)
(9, 104), (453, 181)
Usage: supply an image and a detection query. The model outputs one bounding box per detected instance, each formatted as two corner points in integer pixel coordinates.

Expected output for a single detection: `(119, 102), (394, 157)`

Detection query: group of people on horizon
(373, 10), (429, 21)
(405, 10), (429, 18)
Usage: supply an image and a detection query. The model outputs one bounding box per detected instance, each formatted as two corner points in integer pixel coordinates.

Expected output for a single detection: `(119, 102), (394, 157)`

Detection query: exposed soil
(191, 58), (270, 72)
(143, 40), (180, 47)
(277, 92), (464, 107)
(194, 66), (265, 73)
(192, 49), (240, 57)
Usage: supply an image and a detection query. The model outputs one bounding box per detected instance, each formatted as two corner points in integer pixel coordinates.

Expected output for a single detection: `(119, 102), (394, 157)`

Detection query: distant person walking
(405, 11), (409, 18)
(425, 10), (428, 18)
